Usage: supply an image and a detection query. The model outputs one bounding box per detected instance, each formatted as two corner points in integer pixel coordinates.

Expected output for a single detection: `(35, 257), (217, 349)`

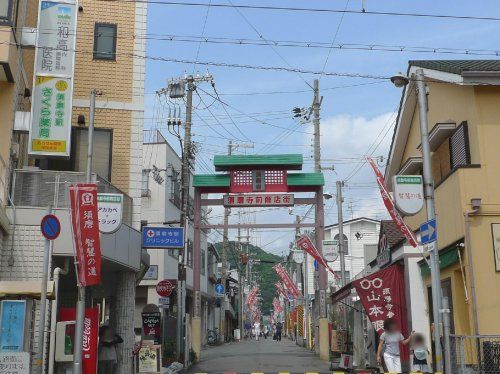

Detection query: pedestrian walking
(263, 324), (269, 339)
(254, 322), (261, 341)
(275, 321), (283, 342)
(98, 326), (123, 374)
(376, 318), (413, 373)
(411, 333), (431, 373)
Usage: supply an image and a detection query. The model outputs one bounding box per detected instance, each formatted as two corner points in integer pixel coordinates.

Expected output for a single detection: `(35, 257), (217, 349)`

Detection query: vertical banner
(0, 300), (27, 352)
(352, 264), (409, 360)
(273, 264), (300, 299)
(70, 184), (102, 286)
(366, 157), (418, 247)
(29, 0), (77, 157)
(296, 235), (340, 281)
(59, 307), (99, 374)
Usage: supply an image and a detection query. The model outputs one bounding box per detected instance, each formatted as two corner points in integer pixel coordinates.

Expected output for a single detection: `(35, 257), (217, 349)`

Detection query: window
(334, 233), (349, 255)
(93, 23), (117, 60)
(170, 169), (181, 208)
(252, 170), (265, 191)
(0, 0), (16, 25)
(141, 170), (150, 197)
(449, 121), (471, 169)
(201, 250), (206, 275)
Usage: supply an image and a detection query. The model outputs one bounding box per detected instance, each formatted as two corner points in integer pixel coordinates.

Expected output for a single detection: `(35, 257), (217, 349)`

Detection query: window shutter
(449, 121), (471, 169)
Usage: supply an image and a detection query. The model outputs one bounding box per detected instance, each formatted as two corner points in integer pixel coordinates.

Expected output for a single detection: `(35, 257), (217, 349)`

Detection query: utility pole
(313, 79), (322, 173)
(336, 181), (347, 328)
(237, 212), (243, 338)
(415, 68), (443, 372)
(74, 89), (99, 374)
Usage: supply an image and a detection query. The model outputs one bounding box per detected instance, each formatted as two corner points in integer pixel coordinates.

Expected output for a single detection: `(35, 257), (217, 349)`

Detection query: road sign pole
(36, 206), (53, 370)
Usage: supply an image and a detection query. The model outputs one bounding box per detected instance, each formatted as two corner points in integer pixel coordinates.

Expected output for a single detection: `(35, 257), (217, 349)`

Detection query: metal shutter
(449, 121), (471, 169)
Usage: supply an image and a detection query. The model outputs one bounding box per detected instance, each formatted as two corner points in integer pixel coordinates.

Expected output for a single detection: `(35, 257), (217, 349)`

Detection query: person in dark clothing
(275, 322), (283, 342)
(98, 326), (123, 374)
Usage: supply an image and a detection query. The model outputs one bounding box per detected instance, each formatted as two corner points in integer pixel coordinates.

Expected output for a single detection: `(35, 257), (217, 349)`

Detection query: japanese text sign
(273, 298), (283, 314)
(352, 264), (409, 360)
(0, 301), (26, 352)
(393, 175), (424, 215)
(142, 226), (184, 249)
(223, 193), (294, 207)
(367, 157), (418, 247)
(0, 352), (30, 374)
(70, 184), (102, 286)
(97, 193), (123, 233)
(273, 264), (300, 299)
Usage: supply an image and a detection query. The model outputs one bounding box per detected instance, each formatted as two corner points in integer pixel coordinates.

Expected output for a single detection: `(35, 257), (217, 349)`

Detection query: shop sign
(97, 193), (123, 233)
(141, 312), (161, 345)
(29, 76), (72, 157)
(0, 301), (26, 352)
(292, 250), (304, 264)
(136, 344), (161, 373)
(491, 224), (500, 272)
(393, 175), (424, 215)
(322, 240), (339, 262)
(376, 233), (391, 268)
(273, 264), (300, 299)
(223, 193), (294, 207)
(0, 352), (30, 374)
(69, 184), (102, 286)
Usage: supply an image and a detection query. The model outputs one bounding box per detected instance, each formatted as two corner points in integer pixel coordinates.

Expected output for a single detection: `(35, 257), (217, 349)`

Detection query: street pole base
(191, 317), (202, 363)
(318, 318), (329, 361)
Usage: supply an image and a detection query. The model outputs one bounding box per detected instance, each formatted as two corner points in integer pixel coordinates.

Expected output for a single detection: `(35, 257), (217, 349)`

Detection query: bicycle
(207, 328), (220, 345)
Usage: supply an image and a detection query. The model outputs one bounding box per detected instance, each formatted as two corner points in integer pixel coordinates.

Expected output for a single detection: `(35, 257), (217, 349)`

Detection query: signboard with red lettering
(223, 194), (294, 207)
(273, 263), (300, 299)
(273, 298), (283, 314)
(70, 184), (102, 286)
(352, 264), (409, 360)
(59, 307), (99, 374)
(366, 157), (418, 247)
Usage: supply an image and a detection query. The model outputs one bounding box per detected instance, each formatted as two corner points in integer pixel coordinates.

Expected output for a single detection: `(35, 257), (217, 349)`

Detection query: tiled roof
(379, 220), (404, 249)
(214, 154), (303, 171)
(410, 60), (500, 75)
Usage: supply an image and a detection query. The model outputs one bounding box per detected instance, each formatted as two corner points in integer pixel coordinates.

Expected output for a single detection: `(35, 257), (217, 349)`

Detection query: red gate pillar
(192, 188), (202, 362)
(316, 187), (329, 360)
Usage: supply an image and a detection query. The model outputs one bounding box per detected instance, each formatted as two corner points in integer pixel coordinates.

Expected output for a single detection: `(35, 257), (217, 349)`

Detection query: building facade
(0, 0), (148, 372)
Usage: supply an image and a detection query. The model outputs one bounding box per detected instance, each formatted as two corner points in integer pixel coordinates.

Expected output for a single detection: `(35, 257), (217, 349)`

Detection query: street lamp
(391, 69), (444, 373)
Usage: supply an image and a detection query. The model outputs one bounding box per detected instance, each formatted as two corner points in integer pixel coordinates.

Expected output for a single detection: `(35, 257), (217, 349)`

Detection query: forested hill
(214, 241), (283, 313)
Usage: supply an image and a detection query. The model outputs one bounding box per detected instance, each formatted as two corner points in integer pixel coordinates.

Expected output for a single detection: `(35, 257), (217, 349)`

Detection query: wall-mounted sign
(491, 224), (500, 272)
(376, 233), (391, 268)
(97, 193), (123, 233)
(29, 0), (77, 157)
(223, 193), (294, 207)
(142, 226), (184, 249)
(0, 300), (27, 352)
(0, 352), (30, 373)
(143, 265), (158, 280)
(322, 240), (339, 262)
(393, 175), (424, 216)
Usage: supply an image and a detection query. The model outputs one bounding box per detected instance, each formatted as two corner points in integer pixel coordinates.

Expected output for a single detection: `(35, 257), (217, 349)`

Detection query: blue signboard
(420, 219), (437, 245)
(0, 300), (26, 352)
(142, 226), (184, 249)
(215, 284), (225, 296)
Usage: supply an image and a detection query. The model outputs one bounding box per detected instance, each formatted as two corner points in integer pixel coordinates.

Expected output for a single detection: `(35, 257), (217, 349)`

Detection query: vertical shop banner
(141, 312), (161, 345)
(275, 282), (288, 299)
(367, 157), (418, 247)
(29, 0), (77, 157)
(352, 264), (409, 360)
(70, 184), (102, 286)
(59, 307), (99, 374)
(272, 298), (283, 314)
(272, 264), (300, 299)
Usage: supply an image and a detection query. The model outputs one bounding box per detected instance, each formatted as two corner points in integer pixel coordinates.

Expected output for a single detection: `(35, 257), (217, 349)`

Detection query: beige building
(0, 0), (148, 373)
(386, 60), (500, 366)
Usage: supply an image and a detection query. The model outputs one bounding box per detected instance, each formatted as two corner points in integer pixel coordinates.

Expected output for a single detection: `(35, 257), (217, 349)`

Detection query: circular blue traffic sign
(40, 214), (61, 240)
(215, 283), (225, 295)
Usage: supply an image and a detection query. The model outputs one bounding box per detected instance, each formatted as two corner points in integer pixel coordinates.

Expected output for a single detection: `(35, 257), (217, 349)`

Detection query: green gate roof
(193, 172), (324, 188)
(214, 154), (303, 171)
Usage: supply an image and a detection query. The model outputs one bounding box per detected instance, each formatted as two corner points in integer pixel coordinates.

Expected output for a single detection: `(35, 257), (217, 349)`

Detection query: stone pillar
(110, 271), (136, 374)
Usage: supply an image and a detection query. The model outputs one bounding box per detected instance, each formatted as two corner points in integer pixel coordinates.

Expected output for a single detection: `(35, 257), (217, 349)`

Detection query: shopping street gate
(190, 154), (330, 361)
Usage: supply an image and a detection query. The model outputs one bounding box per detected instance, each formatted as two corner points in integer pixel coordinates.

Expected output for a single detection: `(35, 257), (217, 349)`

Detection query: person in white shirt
(253, 322), (261, 341)
(376, 318), (413, 373)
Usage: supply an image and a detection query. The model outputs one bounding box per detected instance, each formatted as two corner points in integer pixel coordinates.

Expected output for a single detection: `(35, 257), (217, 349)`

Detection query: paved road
(188, 338), (331, 373)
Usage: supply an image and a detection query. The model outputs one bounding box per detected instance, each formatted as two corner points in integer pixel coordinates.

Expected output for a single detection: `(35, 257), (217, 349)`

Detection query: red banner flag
(296, 235), (340, 280)
(352, 264), (409, 360)
(273, 298), (283, 314)
(275, 282), (288, 298)
(366, 157), (418, 247)
(273, 264), (300, 299)
(70, 184), (102, 286)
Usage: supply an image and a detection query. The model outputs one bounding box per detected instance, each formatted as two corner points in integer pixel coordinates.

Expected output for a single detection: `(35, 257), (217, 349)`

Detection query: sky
(142, 0), (500, 255)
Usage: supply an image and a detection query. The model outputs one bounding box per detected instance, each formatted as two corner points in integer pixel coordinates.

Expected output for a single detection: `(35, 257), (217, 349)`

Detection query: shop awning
(419, 243), (461, 277)
(331, 282), (354, 304)
(0, 281), (55, 299)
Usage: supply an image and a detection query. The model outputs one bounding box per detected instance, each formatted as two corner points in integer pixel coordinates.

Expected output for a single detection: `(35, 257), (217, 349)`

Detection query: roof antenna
(362, 0), (366, 12)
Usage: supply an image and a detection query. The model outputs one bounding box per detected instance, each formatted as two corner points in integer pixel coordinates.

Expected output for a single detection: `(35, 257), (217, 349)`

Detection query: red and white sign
(273, 263), (300, 299)
(366, 157), (418, 248)
(296, 235), (340, 281)
(246, 286), (259, 306)
(70, 184), (102, 286)
(352, 264), (409, 360)
(275, 282), (288, 298)
(223, 193), (294, 207)
(59, 307), (99, 374)
(156, 279), (175, 297)
(273, 298), (283, 314)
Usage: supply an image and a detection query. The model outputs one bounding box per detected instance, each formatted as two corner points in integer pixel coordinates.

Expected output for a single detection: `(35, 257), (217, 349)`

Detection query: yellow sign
(31, 140), (66, 152)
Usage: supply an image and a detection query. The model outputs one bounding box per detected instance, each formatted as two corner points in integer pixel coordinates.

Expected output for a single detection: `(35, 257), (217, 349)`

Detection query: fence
(11, 169), (133, 226)
(450, 335), (500, 374)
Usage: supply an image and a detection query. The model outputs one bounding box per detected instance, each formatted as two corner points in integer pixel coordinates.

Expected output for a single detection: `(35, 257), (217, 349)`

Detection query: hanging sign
(223, 193), (294, 207)
(322, 240), (339, 262)
(97, 193), (123, 233)
(393, 175), (424, 215)
(156, 279), (175, 297)
(70, 184), (102, 286)
(366, 157), (418, 248)
(29, 0), (77, 157)
(292, 250), (304, 264)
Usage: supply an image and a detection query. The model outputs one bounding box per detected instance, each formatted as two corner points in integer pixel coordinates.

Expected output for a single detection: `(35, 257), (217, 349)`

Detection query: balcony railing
(11, 169), (133, 225)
